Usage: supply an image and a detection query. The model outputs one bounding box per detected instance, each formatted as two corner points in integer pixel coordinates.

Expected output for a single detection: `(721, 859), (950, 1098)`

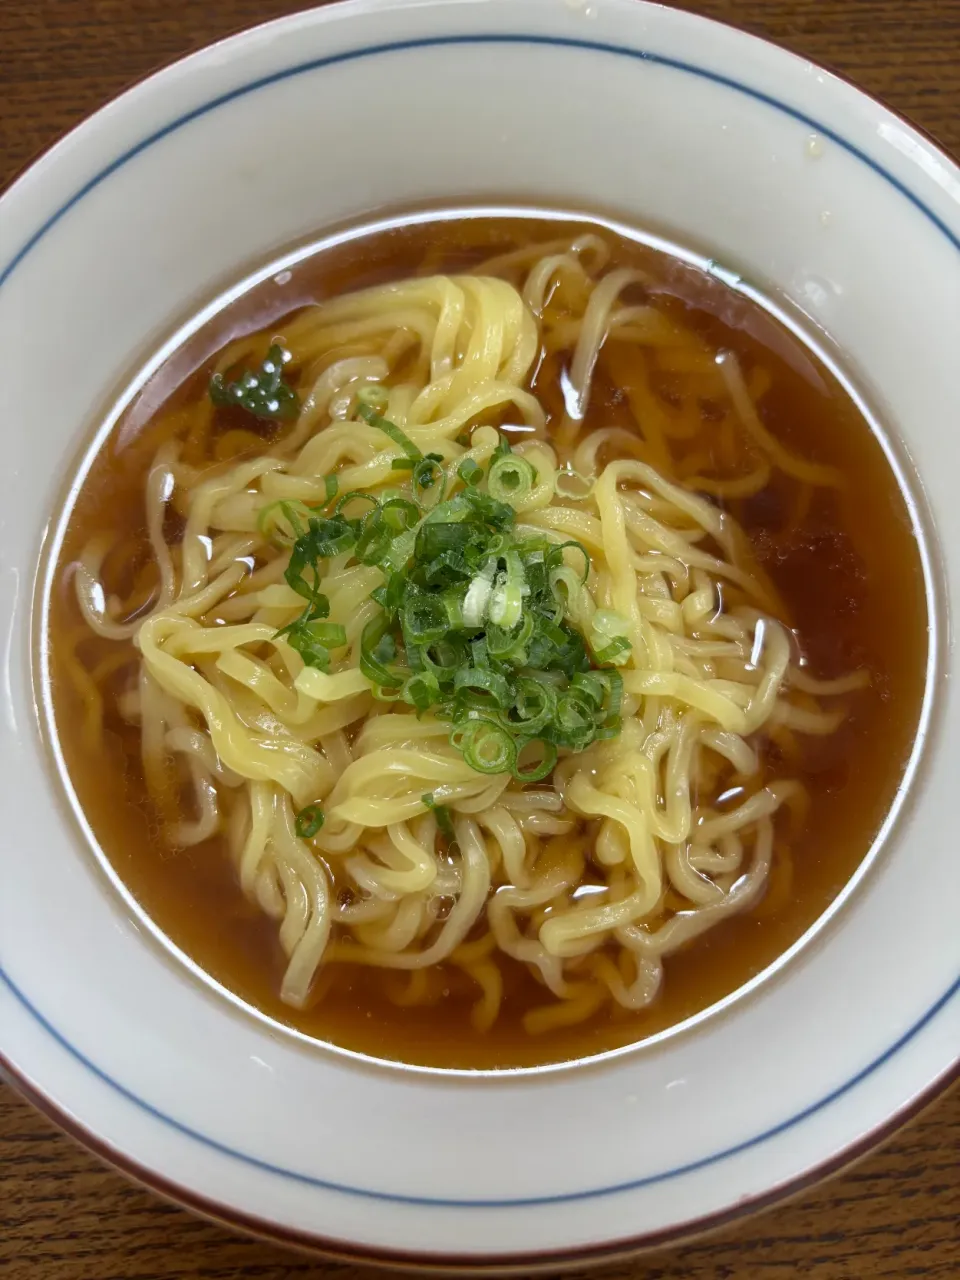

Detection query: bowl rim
(3, 983), (957, 1273)
(2, 0), (958, 1269)
(2, 5), (958, 276)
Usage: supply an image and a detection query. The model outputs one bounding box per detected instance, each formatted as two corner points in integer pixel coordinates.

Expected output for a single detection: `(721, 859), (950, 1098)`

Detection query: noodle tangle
(69, 240), (864, 1035)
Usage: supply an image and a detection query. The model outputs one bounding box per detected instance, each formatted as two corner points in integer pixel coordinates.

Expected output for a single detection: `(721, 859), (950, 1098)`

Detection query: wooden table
(1, 2), (958, 1276)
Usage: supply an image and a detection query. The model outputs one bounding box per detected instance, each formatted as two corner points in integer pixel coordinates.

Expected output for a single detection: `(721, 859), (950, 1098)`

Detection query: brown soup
(46, 212), (927, 1068)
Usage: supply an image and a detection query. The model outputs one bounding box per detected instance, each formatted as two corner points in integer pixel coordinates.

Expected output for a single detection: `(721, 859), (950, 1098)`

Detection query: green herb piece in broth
(209, 343), (300, 421)
(421, 792), (457, 845)
(295, 804), (325, 839)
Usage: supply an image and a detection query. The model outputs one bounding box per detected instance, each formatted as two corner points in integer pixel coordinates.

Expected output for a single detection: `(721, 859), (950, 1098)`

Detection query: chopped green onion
(276, 606), (345, 670)
(454, 666), (512, 708)
(442, 591), (465, 629)
(404, 672), (442, 712)
(459, 719), (516, 774)
(488, 453), (537, 504)
(462, 486), (515, 529)
(422, 792), (457, 844)
(591, 609), (631, 640)
(552, 541), (591, 584)
(380, 498), (421, 531)
(462, 558), (497, 627)
(414, 453), (444, 485)
(593, 636), (632, 665)
(257, 499), (311, 545)
(262, 422), (624, 778)
(589, 610), (633, 667)
(413, 453), (447, 504)
(488, 550), (526, 629)
(333, 490), (379, 518)
(356, 394), (422, 461)
(380, 528), (418, 575)
(295, 803), (325, 839)
(307, 621), (346, 647)
(570, 670), (608, 708)
(402, 592), (449, 647)
(549, 565), (583, 617)
(485, 613), (534, 661)
(417, 520), (474, 558)
(359, 614), (404, 690)
(514, 738), (558, 782)
(512, 676), (558, 735)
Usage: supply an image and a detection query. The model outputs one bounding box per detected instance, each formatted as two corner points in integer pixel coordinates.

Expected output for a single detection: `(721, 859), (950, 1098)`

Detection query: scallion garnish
(275, 597), (346, 671)
(412, 453), (446, 497)
(266, 386), (630, 773)
(459, 718), (516, 774)
(421, 792), (457, 844)
(257, 482), (338, 546)
(210, 343), (300, 422)
(356, 394), (422, 461)
(295, 803), (325, 839)
(588, 610), (633, 667)
(488, 549), (527, 630)
(457, 458), (484, 487)
(488, 453), (537, 504)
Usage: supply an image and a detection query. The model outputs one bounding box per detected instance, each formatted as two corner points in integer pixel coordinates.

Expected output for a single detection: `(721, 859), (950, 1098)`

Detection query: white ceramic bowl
(1, 0), (958, 1269)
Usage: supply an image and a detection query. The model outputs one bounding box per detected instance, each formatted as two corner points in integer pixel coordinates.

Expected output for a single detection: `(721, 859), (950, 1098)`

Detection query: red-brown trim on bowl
(2, 1047), (957, 1274)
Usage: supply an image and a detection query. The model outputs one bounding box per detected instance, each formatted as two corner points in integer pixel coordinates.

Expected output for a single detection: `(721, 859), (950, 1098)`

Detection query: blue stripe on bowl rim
(2, 966), (957, 1207)
(2, 32), (959, 289)
(1, 31), (958, 1210)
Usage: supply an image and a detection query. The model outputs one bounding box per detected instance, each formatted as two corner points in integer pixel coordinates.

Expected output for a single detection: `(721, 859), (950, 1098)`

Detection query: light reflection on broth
(47, 213), (927, 1069)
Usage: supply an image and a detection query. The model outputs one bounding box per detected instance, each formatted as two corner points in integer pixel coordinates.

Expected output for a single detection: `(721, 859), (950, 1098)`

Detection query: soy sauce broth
(47, 213), (928, 1069)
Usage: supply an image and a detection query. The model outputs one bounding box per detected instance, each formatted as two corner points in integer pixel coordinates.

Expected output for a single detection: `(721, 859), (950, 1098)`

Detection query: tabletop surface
(1, 1), (958, 1277)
